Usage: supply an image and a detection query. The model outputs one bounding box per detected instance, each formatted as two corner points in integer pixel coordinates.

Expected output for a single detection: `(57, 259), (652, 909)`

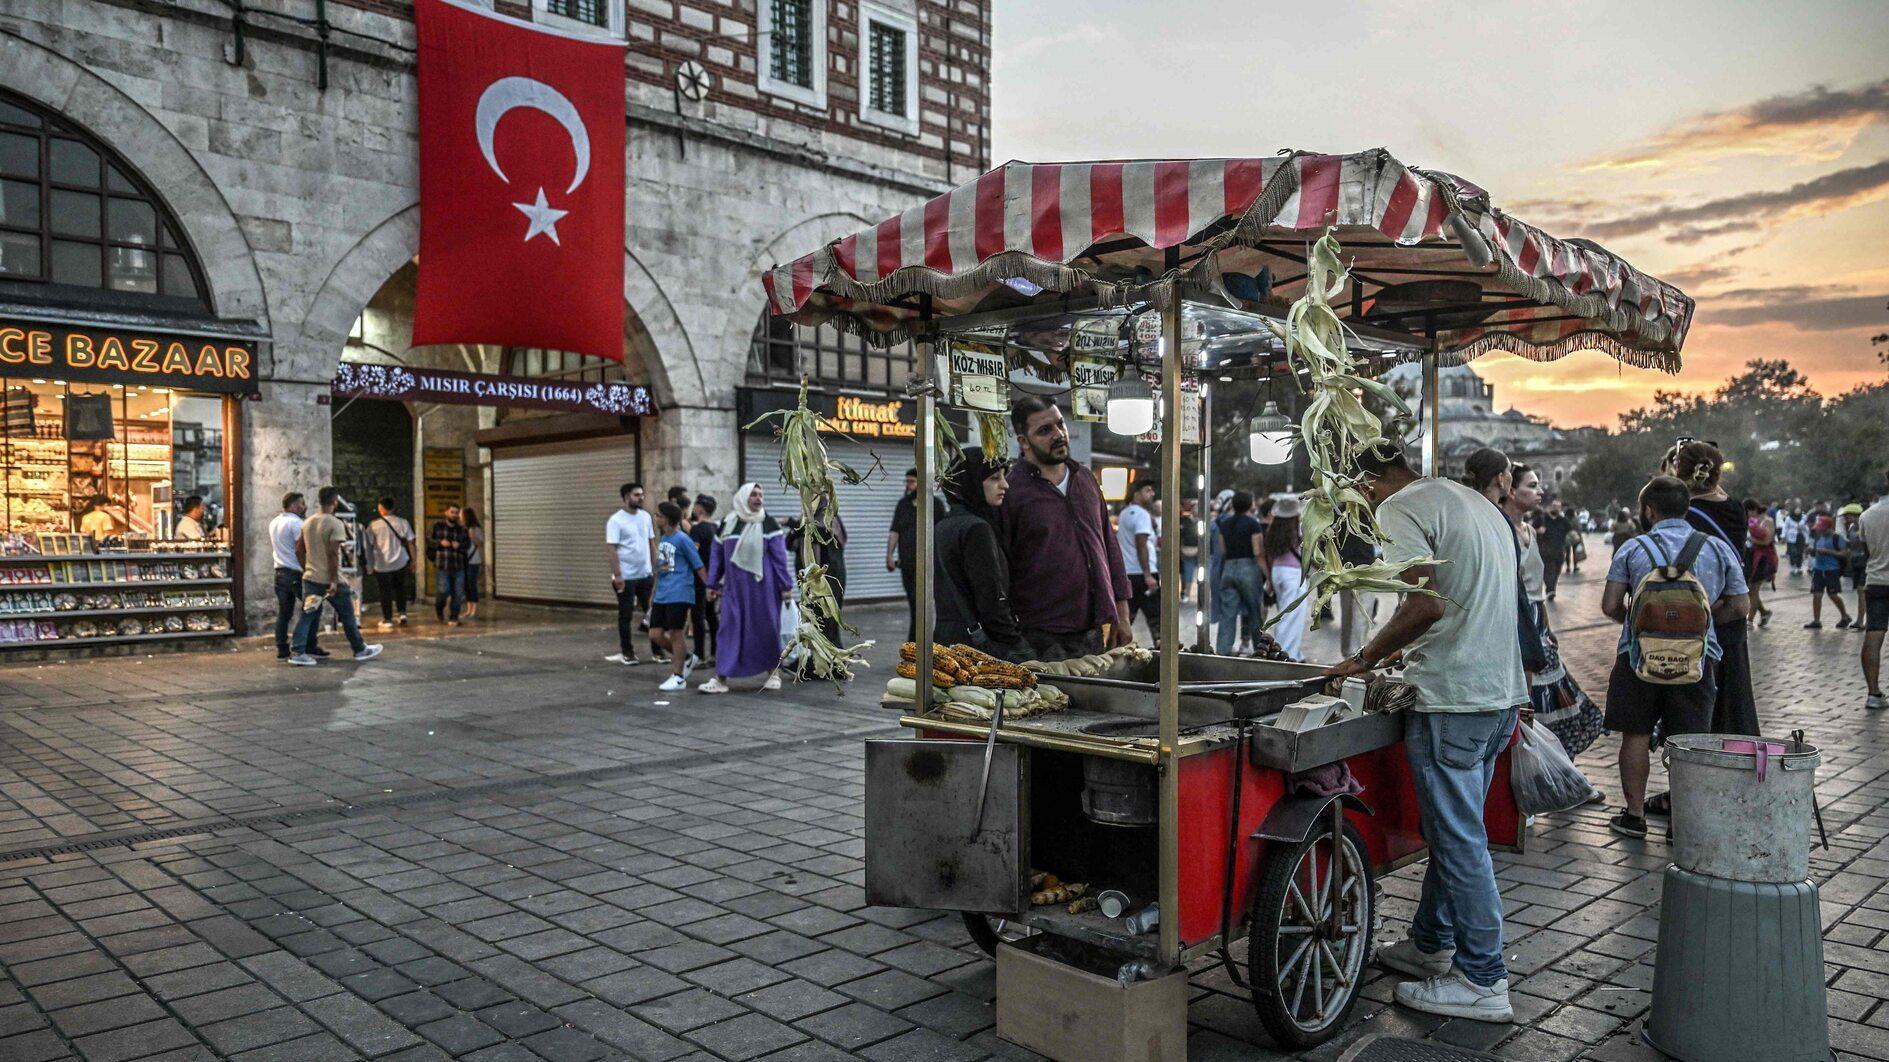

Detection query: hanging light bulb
(1106, 376), (1156, 436)
(1248, 400), (1294, 464)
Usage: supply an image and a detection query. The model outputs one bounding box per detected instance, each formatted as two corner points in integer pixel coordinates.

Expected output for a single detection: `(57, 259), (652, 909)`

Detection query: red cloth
(413, 0), (626, 362)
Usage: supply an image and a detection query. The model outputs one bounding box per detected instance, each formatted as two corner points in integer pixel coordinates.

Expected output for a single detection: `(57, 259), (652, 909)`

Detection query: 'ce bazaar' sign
(0, 321), (257, 394)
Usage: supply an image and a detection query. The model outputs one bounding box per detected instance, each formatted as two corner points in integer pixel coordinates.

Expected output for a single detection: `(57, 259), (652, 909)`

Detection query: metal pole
(914, 298), (936, 714)
(1421, 350), (1440, 477)
(1195, 382), (1212, 653)
(1157, 293), (1184, 967)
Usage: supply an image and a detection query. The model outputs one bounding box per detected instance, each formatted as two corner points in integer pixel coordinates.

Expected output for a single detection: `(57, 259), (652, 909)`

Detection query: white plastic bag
(778, 598), (802, 664)
(1511, 719), (1594, 816)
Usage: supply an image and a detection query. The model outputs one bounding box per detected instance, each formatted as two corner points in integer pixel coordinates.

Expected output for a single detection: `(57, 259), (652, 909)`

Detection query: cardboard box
(996, 939), (1188, 1062)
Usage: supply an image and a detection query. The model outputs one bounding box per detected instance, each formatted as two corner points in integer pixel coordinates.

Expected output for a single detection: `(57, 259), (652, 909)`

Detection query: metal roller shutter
(743, 436), (908, 602)
(491, 435), (638, 606)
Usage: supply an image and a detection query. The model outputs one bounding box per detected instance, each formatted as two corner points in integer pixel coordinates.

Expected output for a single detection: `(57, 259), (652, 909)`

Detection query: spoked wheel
(1248, 819), (1375, 1050)
(961, 912), (1038, 958)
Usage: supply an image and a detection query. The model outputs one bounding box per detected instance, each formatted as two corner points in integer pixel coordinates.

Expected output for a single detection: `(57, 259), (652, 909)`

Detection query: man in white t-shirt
(1858, 469), (1889, 711)
(1325, 440), (1524, 1025)
(367, 496), (417, 631)
(268, 492), (319, 660)
(605, 482), (657, 665)
(175, 495), (207, 540)
(1117, 480), (1159, 642)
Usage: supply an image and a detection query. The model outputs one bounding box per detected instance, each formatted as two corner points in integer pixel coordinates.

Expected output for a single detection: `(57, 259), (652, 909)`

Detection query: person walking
(690, 494), (720, 665)
(888, 468), (944, 641)
(269, 492), (320, 661)
(605, 483), (656, 664)
(1179, 500), (1200, 604)
(1664, 441), (1760, 741)
(999, 397), (1132, 660)
(1214, 491), (1266, 656)
(1507, 467), (1606, 759)
(366, 496), (415, 631)
(1325, 440), (1522, 1023)
(1117, 479), (1161, 643)
(1858, 472), (1889, 710)
(934, 449), (1031, 659)
(1745, 498), (1778, 625)
(1465, 450), (1549, 685)
(1843, 504), (1869, 627)
(287, 486), (382, 666)
(429, 504), (471, 627)
(1806, 513), (1854, 629)
(1601, 476), (1748, 839)
(1609, 509), (1638, 554)
(1537, 500), (1571, 600)
(650, 501), (704, 692)
(700, 483), (794, 693)
(462, 507), (485, 619)
(1780, 503), (1808, 574)
(1262, 494), (1309, 660)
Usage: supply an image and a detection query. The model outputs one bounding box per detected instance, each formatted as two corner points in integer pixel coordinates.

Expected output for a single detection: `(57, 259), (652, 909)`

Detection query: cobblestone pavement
(0, 570), (1884, 1061)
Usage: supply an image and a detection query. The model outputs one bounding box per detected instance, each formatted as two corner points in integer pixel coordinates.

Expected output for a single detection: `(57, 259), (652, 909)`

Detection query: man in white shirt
(268, 492), (319, 660)
(1859, 470), (1889, 711)
(1117, 479), (1159, 642)
(605, 482), (657, 665)
(175, 495), (207, 540)
(367, 496), (417, 631)
(1325, 440), (1523, 1024)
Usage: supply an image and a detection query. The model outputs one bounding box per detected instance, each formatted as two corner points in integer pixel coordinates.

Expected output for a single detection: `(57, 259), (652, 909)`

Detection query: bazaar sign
(333, 363), (653, 415)
(737, 387), (917, 440)
(0, 320), (257, 394)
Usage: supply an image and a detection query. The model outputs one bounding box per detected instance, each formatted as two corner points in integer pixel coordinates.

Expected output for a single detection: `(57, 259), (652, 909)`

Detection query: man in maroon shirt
(998, 396), (1134, 660)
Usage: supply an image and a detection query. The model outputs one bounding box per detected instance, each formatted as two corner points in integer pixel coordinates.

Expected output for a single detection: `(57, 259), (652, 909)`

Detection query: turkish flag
(413, 0), (626, 362)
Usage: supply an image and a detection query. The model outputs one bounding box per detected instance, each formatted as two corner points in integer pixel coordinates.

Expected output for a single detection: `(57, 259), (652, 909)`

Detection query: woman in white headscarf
(699, 483), (795, 693)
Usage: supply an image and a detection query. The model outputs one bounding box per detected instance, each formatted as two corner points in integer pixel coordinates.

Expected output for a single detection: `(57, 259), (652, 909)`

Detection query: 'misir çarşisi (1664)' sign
(332, 363), (654, 416)
(0, 320), (258, 393)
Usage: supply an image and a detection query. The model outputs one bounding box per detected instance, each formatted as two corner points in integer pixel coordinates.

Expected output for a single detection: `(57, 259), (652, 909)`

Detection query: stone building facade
(1386, 362), (1590, 491)
(0, 0), (990, 629)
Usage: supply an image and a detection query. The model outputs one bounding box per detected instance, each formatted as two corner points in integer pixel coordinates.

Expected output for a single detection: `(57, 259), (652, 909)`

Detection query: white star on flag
(513, 187), (569, 244)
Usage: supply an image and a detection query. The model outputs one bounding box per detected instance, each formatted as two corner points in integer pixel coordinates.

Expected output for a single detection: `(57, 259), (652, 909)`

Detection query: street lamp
(1248, 400), (1294, 464)
(1106, 375), (1156, 436)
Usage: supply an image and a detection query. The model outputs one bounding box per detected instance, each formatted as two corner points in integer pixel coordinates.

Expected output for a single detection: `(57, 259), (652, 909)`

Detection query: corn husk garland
(1265, 230), (1442, 628)
(745, 379), (876, 686)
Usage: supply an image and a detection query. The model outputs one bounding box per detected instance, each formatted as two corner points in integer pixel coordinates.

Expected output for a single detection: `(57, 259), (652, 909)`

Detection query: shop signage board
(737, 388), (917, 440)
(1136, 377), (1203, 445)
(1070, 355), (1120, 422)
(0, 320), (258, 394)
(422, 447), (464, 525)
(333, 363), (653, 416)
(936, 341), (1008, 413)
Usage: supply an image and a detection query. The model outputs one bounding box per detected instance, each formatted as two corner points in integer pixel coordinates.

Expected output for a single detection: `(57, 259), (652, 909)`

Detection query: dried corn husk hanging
(745, 379), (876, 685)
(1265, 230), (1440, 628)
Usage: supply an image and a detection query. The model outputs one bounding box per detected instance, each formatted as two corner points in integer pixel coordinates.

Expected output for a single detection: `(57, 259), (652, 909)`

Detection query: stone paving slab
(0, 575), (1885, 1061)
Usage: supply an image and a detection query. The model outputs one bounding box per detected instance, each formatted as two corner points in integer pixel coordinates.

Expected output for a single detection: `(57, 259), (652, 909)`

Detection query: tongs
(1177, 676), (1329, 695)
(972, 689), (1008, 835)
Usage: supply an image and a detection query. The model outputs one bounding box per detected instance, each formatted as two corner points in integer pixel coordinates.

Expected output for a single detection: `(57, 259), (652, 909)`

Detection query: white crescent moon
(474, 76), (591, 195)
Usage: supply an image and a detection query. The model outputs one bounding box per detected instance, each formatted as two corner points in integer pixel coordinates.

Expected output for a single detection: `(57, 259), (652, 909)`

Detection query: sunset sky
(990, 0), (1889, 427)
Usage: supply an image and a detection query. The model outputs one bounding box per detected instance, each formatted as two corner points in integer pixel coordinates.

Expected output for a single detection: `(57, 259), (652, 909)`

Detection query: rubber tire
(1247, 820), (1375, 1050)
(962, 912), (1002, 957)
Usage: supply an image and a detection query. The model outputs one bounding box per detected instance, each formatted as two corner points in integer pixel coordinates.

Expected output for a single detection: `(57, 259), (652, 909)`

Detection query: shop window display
(0, 380), (234, 648)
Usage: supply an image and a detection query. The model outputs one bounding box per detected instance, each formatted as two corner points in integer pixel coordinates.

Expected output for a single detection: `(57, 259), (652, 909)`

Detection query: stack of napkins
(1268, 694), (1349, 732)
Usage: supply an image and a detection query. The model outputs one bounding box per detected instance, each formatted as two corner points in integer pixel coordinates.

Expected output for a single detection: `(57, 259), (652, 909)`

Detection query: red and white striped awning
(764, 149), (1693, 370)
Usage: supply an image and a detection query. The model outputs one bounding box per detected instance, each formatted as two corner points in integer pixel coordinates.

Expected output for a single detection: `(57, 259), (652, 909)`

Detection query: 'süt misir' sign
(0, 320), (258, 394)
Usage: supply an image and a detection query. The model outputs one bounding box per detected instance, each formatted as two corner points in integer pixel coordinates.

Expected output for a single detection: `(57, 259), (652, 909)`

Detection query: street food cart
(765, 149), (1693, 1051)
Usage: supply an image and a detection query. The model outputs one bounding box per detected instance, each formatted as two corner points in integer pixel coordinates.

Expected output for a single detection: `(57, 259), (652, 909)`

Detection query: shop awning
(763, 149), (1693, 371)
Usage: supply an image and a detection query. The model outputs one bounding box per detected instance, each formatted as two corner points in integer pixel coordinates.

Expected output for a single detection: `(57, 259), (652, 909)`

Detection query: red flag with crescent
(413, 0), (626, 362)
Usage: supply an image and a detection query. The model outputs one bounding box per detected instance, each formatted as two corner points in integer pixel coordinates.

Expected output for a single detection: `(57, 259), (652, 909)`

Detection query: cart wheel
(1247, 819), (1374, 1050)
(960, 912), (1035, 958)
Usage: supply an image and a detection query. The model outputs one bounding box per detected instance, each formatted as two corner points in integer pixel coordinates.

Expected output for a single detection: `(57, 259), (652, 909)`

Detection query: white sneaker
(377, 621), (394, 631)
(683, 654), (700, 679)
(1377, 938), (1454, 979)
(396, 613), (409, 625)
(698, 676), (730, 694)
(604, 653), (629, 664)
(285, 654), (317, 667)
(659, 674), (687, 692)
(762, 672), (782, 691)
(354, 645), (383, 661)
(1393, 969), (1513, 1022)
(1867, 693), (1887, 711)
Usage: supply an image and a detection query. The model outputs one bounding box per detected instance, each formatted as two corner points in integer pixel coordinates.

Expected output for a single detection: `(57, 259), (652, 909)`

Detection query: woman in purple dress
(698, 483), (795, 693)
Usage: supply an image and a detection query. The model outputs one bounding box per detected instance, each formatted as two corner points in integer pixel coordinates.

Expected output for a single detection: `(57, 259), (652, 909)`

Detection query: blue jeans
(293, 579), (365, 655)
(1405, 706), (1519, 987)
(274, 567), (317, 656)
(435, 568), (466, 621)
(1215, 558), (1266, 655)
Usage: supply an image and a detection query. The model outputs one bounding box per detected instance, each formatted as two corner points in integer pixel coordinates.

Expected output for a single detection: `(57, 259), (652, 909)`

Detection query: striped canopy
(764, 149), (1693, 371)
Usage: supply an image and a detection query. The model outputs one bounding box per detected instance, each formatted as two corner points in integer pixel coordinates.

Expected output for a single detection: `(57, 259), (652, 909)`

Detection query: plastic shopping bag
(778, 598), (803, 665)
(1510, 719), (1595, 816)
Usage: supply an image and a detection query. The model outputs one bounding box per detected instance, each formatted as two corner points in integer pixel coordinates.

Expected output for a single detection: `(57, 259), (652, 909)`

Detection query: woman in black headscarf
(934, 447), (1030, 660)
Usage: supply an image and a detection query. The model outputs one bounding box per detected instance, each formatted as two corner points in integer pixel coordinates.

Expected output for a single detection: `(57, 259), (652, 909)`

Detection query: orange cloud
(1583, 78), (1889, 171)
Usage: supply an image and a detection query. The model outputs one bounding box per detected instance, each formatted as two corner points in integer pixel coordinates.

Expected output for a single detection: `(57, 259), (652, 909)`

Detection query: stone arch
(300, 204), (701, 406)
(751, 211), (873, 279)
(0, 34), (268, 325)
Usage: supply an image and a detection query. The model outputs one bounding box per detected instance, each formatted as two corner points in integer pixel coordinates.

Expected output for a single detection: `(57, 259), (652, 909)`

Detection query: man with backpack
(1601, 476), (1750, 840)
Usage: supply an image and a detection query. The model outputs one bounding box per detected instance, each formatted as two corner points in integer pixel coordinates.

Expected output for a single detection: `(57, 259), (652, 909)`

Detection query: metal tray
(1246, 710), (1403, 772)
(1050, 653), (1330, 726)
